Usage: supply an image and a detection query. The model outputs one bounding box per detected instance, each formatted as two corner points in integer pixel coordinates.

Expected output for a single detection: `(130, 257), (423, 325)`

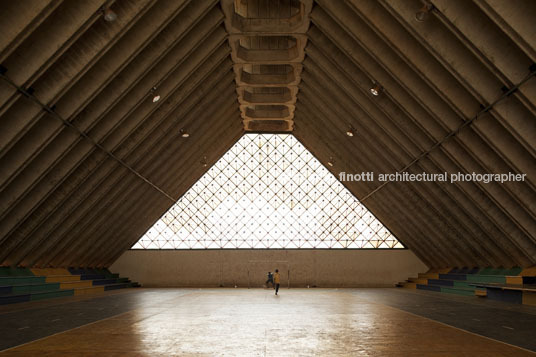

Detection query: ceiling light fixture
(180, 129), (190, 138)
(150, 86), (160, 103)
(346, 127), (355, 137)
(415, 3), (433, 22)
(370, 84), (382, 96)
(327, 157), (334, 167)
(103, 6), (117, 22)
(201, 156), (208, 167)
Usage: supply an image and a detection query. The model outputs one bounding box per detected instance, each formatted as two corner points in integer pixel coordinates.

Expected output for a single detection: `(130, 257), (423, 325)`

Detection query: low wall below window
(111, 249), (427, 288)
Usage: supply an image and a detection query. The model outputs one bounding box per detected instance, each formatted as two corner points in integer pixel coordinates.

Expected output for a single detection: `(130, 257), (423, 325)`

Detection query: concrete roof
(0, 0), (534, 268)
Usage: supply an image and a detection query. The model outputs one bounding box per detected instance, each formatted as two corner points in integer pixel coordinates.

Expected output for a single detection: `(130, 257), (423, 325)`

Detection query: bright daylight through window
(132, 134), (403, 249)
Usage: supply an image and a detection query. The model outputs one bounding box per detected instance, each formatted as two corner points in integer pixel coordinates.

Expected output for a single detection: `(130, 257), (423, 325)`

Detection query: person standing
(265, 271), (274, 288)
(273, 269), (281, 295)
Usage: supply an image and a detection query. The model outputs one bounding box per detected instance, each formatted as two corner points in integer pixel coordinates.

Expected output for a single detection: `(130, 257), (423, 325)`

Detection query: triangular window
(132, 134), (403, 249)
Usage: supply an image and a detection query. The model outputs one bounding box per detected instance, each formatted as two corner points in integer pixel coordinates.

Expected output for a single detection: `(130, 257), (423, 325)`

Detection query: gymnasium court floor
(1, 288), (535, 356)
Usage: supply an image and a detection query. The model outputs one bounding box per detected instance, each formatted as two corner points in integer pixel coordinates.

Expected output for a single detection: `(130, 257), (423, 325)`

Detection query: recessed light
(346, 128), (355, 137)
(370, 84), (382, 96)
(152, 95), (161, 103)
(180, 129), (190, 138)
(103, 7), (117, 22)
(327, 157), (334, 167)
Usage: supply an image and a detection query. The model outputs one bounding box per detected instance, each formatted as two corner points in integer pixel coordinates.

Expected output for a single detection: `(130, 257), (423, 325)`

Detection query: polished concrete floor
(1, 288), (535, 356)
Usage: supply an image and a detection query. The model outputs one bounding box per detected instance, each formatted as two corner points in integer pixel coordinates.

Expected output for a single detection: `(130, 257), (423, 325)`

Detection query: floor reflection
(1, 288), (531, 356)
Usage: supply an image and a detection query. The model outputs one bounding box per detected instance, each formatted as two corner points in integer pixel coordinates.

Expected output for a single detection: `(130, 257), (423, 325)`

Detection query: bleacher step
(11, 282), (61, 293)
(30, 289), (74, 301)
(0, 276), (46, 285)
(0, 267), (138, 305)
(59, 281), (93, 289)
(45, 275), (81, 283)
(74, 286), (105, 296)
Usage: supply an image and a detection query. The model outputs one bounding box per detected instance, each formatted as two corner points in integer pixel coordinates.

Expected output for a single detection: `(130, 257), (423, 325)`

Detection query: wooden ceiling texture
(0, 0), (534, 268)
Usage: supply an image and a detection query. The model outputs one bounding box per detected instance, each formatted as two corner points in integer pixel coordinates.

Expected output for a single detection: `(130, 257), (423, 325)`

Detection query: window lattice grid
(132, 134), (403, 249)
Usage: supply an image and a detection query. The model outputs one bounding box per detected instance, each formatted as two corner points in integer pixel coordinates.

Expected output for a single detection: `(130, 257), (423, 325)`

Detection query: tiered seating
(68, 268), (140, 292)
(396, 268), (451, 289)
(397, 267), (536, 306)
(471, 267), (536, 305)
(32, 268), (98, 296)
(0, 267), (72, 304)
(0, 267), (140, 305)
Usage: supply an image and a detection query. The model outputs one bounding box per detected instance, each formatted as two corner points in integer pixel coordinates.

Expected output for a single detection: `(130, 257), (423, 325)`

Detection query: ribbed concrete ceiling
(0, 0), (534, 269)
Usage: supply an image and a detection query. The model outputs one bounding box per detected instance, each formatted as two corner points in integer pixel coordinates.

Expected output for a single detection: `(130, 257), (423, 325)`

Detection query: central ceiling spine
(222, 0), (312, 132)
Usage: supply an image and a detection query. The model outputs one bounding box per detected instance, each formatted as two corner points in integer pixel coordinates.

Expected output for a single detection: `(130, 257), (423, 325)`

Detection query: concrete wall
(111, 249), (427, 288)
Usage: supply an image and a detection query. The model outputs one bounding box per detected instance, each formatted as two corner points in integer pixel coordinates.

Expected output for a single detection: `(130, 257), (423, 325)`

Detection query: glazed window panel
(132, 134), (404, 249)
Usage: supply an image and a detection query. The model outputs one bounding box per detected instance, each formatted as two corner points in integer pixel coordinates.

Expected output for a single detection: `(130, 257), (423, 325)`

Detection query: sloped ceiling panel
(294, 0), (536, 268)
(0, 0), (243, 268)
(0, 0), (534, 269)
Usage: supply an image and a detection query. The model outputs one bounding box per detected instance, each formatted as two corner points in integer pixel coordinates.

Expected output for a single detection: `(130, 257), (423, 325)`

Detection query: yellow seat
(73, 286), (105, 296)
(45, 275), (81, 283)
(409, 277), (428, 284)
(402, 282), (417, 289)
(519, 266), (536, 277)
(31, 268), (71, 276)
(60, 280), (92, 289)
(506, 276), (523, 285)
(475, 290), (487, 297)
